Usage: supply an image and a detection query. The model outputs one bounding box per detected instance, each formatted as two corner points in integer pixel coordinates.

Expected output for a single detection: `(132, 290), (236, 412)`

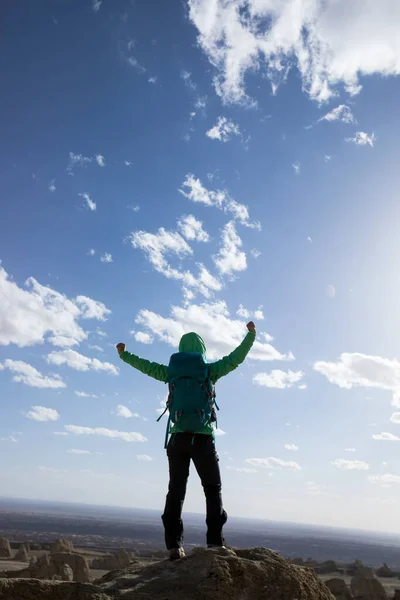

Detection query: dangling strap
(164, 415), (171, 449)
(156, 406), (168, 422)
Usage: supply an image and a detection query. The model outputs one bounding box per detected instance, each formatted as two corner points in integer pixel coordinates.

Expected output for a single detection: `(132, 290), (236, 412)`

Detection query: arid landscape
(1, 498), (400, 598)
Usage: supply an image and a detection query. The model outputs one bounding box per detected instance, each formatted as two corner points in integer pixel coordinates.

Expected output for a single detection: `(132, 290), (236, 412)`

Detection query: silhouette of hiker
(116, 321), (256, 560)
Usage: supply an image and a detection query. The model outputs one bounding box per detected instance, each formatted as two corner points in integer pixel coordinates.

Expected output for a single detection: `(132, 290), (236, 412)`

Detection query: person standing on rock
(116, 321), (256, 560)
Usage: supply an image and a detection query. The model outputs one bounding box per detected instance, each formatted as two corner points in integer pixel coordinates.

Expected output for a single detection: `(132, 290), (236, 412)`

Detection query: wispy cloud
(206, 116), (241, 143)
(24, 406), (60, 422)
(253, 369), (304, 389)
(237, 305), (265, 321)
(292, 162), (301, 175)
(331, 459), (369, 470)
(87, 248), (96, 256)
(177, 214), (209, 242)
(92, 0), (102, 13)
(95, 154), (105, 167)
(116, 404), (140, 418)
(245, 457), (301, 471)
(67, 448), (91, 455)
(372, 432), (400, 441)
(1, 360), (65, 388)
(251, 248), (261, 259)
(344, 448), (356, 452)
(346, 132), (376, 147)
(127, 56), (146, 74)
(319, 104), (356, 124)
(47, 350), (118, 375)
(137, 454), (154, 461)
(100, 253), (113, 263)
(213, 222), (247, 276)
(1, 436), (18, 443)
(226, 466), (257, 473)
(135, 300), (293, 361)
(368, 474), (400, 484)
(48, 179), (56, 192)
(65, 424), (147, 442)
(181, 69), (196, 91)
(148, 76), (158, 84)
(75, 391), (98, 398)
(180, 174), (260, 229)
(79, 193), (96, 211)
(132, 331), (153, 344)
(284, 444), (299, 451)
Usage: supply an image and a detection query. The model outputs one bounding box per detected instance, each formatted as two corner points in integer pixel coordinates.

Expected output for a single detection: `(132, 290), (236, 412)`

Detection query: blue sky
(2, 0), (400, 533)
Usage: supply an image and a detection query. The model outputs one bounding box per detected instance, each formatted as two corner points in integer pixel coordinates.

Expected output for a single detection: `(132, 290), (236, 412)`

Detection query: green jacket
(119, 330), (256, 435)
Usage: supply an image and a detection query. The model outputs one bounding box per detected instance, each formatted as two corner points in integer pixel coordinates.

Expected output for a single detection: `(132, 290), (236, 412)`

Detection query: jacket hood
(179, 332), (207, 356)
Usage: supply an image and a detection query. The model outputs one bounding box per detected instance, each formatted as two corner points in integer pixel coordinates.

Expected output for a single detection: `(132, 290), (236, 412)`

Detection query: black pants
(161, 433), (228, 550)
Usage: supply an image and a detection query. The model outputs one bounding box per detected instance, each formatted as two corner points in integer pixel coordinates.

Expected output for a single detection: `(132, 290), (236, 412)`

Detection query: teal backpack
(157, 352), (219, 448)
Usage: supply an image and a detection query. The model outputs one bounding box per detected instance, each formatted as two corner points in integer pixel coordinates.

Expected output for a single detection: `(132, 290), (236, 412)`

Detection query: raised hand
(116, 342), (126, 355)
(246, 321), (256, 333)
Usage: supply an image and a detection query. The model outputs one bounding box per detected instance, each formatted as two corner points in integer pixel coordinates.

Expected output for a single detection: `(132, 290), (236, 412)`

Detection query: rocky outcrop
(61, 563), (74, 582)
(351, 572), (387, 600)
(376, 562), (395, 578)
(51, 552), (91, 583)
(0, 579), (110, 599)
(0, 551), (90, 583)
(52, 539), (75, 553)
(325, 578), (352, 600)
(0, 537), (11, 558)
(316, 560), (339, 574)
(91, 548), (133, 571)
(14, 543), (29, 562)
(98, 546), (335, 600)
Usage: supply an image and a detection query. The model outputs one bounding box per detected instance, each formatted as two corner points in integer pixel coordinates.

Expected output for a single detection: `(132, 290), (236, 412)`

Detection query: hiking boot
(207, 544), (226, 549)
(169, 547), (186, 561)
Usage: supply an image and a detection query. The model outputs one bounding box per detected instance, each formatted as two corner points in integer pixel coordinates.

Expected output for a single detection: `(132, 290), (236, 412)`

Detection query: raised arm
(116, 343), (168, 382)
(209, 322), (256, 384)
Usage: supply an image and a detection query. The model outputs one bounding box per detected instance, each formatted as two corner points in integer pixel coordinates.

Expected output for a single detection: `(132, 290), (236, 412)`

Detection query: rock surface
(51, 552), (91, 583)
(0, 537), (11, 559)
(52, 539), (75, 553)
(0, 579), (110, 600)
(14, 543), (29, 562)
(61, 563), (74, 582)
(99, 546), (335, 600)
(91, 548), (133, 571)
(325, 578), (352, 600)
(0, 551), (91, 583)
(351, 572), (387, 600)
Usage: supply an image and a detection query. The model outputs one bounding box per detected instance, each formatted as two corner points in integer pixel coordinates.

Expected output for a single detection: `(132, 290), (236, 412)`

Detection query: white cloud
(65, 424), (147, 442)
(47, 350), (119, 375)
(87, 249), (95, 256)
(368, 473), (400, 484)
(92, 0), (102, 12)
(177, 214), (210, 242)
(0, 266), (110, 349)
(331, 459), (369, 470)
(128, 204), (140, 211)
(206, 116), (241, 142)
(237, 305), (250, 319)
(130, 224), (221, 298)
(100, 253), (113, 263)
(254, 309), (264, 320)
(1, 360), (66, 389)
(75, 391), (98, 398)
(116, 404), (139, 418)
(137, 454), (154, 461)
(135, 300), (293, 361)
(213, 221), (247, 275)
(284, 444), (299, 451)
(67, 448), (91, 455)
(344, 448), (356, 452)
(181, 69), (196, 90)
(251, 248), (261, 259)
(88, 344), (103, 352)
(180, 174), (260, 229)
(226, 466), (257, 473)
(95, 154), (105, 167)
(148, 76), (158, 84)
(125, 161), (132, 167)
(53, 431), (68, 436)
(156, 397), (167, 416)
(245, 457), (301, 471)
(372, 432), (400, 441)
(48, 179), (56, 192)
(324, 155), (332, 163)
(292, 162), (301, 175)
(24, 406), (60, 422)
(1, 436), (18, 443)
(319, 105), (356, 124)
(67, 152), (92, 175)
(127, 57), (146, 73)
(390, 413), (400, 424)
(187, 0), (400, 104)
(253, 369), (304, 389)
(79, 193), (96, 211)
(346, 132), (376, 147)
(132, 331), (154, 344)
(313, 352), (400, 407)
(75, 296), (110, 321)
